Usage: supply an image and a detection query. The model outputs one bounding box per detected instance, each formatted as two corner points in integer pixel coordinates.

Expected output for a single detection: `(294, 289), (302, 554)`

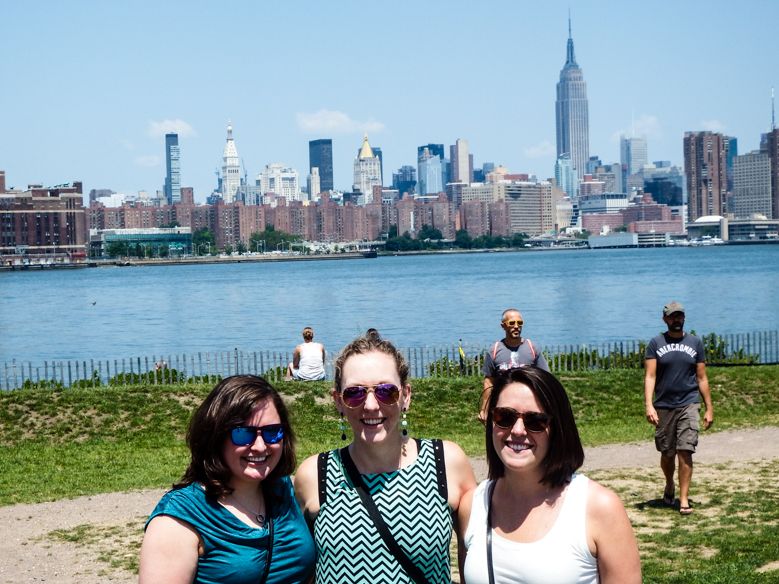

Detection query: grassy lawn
(1, 366), (778, 582)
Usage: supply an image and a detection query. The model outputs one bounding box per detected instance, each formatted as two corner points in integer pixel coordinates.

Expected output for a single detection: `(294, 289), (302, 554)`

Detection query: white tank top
(296, 342), (325, 380)
(463, 474), (598, 584)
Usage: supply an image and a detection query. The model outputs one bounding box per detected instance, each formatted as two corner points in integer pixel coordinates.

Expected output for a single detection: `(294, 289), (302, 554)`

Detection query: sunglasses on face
(340, 383), (401, 408)
(503, 319), (524, 327)
(230, 424), (285, 446)
(492, 407), (551, 433)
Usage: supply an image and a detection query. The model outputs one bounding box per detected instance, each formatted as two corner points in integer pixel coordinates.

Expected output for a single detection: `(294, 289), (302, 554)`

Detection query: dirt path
(2, 426), (778, 584)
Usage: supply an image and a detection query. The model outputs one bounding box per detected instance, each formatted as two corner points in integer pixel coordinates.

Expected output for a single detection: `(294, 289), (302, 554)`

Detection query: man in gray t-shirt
(644, 301), (713, 515)
(479, 308), (549, 422)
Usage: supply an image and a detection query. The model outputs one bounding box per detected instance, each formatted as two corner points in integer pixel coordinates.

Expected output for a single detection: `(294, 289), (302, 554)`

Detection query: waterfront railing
(2, 330), (777, 391)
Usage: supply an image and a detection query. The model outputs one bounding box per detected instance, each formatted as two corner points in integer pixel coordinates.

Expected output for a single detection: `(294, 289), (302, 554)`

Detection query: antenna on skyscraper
(568, 8), (572, 38)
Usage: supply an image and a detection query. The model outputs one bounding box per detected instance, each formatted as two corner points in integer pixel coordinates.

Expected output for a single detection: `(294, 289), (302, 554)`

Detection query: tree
(105, 241), (129, 258)
(193, 229), (215, 255)
(454, 229), (473, 249)
(236, 241), (247, 254)
(417, 224), (443, 241)
(223, 244), (233, 255)
(510, 232), (527, 247)
(250, 226), (301, 252)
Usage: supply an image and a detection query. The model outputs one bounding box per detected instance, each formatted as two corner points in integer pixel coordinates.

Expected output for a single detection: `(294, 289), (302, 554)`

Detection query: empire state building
(555, 18), (589, 180)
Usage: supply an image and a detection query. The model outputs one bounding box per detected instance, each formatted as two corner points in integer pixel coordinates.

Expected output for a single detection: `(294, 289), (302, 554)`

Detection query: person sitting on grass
(285, 326), (326, 381)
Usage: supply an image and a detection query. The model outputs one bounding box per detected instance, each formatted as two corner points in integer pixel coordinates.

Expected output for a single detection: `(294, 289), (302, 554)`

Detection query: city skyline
(2, 1), (778, 200)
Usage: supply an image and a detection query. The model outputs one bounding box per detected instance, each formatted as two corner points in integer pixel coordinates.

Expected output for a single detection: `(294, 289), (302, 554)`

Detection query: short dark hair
(485, 367), (584, 487)
(176, 375), (296, 500)
(334, 334), (409, 391)
(302, 327), (314, 341)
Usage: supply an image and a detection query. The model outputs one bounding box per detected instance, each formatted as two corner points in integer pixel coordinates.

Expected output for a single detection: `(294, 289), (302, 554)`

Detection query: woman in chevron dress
(295, 334), (477, 583)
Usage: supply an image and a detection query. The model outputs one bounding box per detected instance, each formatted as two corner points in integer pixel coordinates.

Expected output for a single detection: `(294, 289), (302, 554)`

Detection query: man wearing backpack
(479, 308), (550, 422)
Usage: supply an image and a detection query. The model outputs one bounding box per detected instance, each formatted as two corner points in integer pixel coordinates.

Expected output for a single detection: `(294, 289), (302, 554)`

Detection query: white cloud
(134, 155), (160, 167)
(523, 140), (555, 158)
(611, 114), (662, 142)
(296, 109), (385, 134)
(147, 119), (196, 138)
(700, 119), (726, 133)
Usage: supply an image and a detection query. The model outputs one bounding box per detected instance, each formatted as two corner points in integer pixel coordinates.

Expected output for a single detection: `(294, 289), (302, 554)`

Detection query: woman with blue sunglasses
(140, 375), (315, 584)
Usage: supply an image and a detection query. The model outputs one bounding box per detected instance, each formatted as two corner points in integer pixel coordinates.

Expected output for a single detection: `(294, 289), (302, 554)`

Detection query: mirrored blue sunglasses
(230, 424), (285, 446)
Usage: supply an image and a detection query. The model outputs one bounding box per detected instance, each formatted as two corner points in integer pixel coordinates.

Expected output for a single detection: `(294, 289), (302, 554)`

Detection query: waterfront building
(418, 148), (444, 195)
(503, 181), (555, 236)
(309, 139), (334, 192)
(0, 179), (87, 259)
(579, 192), (629, 215)
(555, 17), (590, 179)
(554, 154), (577, 199)
(258, 163), (300, 201)
(684, 131), (728, 221)
(307, 167), (321, 202)
(732, 151), (772, 218)
(91, 227), (192, 258)
(221, 122), (241, 203)
(353, 135), (382, 203)
(450, 138), (472, 184)
(164, 133), (181, 205)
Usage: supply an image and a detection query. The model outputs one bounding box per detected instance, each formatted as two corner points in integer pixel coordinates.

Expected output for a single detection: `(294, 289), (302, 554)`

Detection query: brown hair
(302, 327), (314, 341)
(176, 375), (296, 501)
(334, 334), (409, 391)
(485, 367), (583, 487)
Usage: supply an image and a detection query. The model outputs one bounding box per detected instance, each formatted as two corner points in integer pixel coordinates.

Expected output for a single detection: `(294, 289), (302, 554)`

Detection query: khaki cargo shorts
(655, 403), (700, 455)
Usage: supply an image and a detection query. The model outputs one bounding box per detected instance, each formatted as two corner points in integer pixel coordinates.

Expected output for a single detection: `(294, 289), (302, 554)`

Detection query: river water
(1, 245), (777, 364)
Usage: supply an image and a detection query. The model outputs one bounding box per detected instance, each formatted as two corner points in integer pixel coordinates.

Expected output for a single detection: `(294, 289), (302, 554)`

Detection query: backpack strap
(526, 338), (537, 363)
(317, 451), (329, 507)
(491, 341), (500, 360)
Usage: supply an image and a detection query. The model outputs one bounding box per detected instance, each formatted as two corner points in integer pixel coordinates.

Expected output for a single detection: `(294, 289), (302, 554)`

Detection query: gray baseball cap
(663, 301), (685, 316)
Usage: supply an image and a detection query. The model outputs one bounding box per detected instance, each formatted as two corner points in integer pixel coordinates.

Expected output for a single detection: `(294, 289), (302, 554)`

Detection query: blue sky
(1, 1), (777, 201)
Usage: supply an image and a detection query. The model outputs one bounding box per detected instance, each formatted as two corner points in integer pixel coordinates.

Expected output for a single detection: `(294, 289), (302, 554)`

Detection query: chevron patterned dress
(314, 439), (454, 583)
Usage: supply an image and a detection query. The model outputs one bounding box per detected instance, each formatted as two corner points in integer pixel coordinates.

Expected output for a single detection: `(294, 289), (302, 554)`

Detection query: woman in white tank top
(458, 367), (641, 584)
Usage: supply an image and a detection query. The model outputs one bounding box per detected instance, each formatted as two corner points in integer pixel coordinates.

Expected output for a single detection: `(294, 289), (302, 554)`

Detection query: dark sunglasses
(503, 319), (524, 327)
(230, 424), (285, 446)
(492, 407), (551, 433)
(340, 383), (401, 408)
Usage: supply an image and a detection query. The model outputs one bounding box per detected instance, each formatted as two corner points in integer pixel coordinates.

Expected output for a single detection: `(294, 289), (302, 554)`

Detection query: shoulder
(294, 452), (328, 516)
(440, 440), (477, 503)
(584, 477), (628, 522)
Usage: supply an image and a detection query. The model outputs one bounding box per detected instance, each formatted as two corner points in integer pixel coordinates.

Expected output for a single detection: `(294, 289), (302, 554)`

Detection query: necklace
(228, 493), (266, 527)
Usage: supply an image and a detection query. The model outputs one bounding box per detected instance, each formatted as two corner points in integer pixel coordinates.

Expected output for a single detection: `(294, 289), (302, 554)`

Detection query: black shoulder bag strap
(486, 479), (497, 584)
(258, 483), (274, 584)
(339, 446), (429, 584)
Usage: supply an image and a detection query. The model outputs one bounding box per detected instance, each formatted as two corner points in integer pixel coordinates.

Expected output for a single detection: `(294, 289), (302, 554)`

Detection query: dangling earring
(339, 412), (347, 441)
(401, 408), (408, 437)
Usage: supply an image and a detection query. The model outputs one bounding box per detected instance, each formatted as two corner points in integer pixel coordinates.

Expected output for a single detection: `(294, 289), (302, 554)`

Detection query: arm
(586, 481), (642, 584)
(697, 362), (713, 429)
(139, 515), (200, 584)
(643, 358), (658, 426)
(293, 454), (321, 529)
(443, 441), (477, 578)
(292, 345), (302, 369)
(456, 487), (475, 584)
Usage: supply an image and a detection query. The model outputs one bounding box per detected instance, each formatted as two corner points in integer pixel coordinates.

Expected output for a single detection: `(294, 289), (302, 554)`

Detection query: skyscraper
(450, 138), (471, 183)
(221, 122), (241, 203)
(554, 154), (576, 199)
(762, 129), (779, 218)
(309, 139), (334, 192)
(555, 17), (590, 179)
(164, 133), (181, 205)
(683, 131), (728, 221)
(620, 136), (648, 181)
(732, 151), (772, 218)
(353, 135), (382, 203)
(418, 148), (443, 195)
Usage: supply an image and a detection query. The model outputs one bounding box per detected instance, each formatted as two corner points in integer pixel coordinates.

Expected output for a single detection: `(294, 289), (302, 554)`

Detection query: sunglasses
(492, 407), (551, 433)
(340, 383), (401, 408)
(503, 319), (524, 327)
(230, 424), (285, 446)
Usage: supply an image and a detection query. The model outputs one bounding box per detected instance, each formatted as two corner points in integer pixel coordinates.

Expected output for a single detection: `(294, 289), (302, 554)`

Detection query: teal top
(146, 476), (315, 584)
